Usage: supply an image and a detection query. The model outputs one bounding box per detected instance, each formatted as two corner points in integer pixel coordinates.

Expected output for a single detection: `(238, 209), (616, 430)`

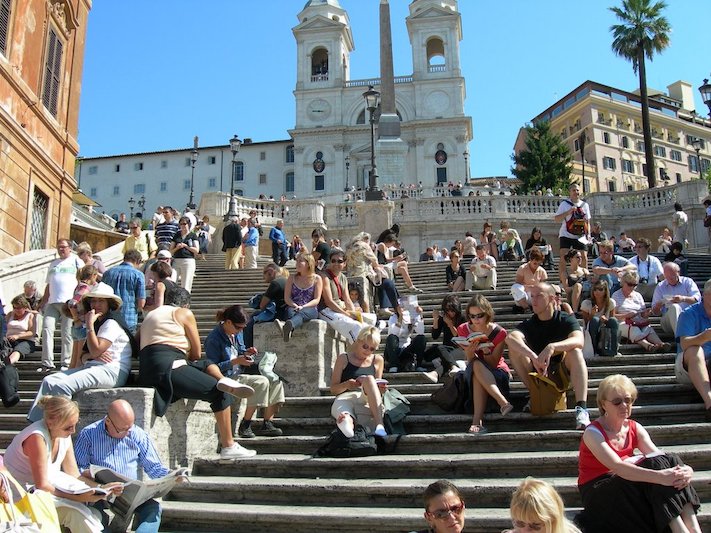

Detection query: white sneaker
(575, 406), (591, 430)
(374, 424), (387, 438)
(217, 378), (255, 399)
(220, 442), (257, 459)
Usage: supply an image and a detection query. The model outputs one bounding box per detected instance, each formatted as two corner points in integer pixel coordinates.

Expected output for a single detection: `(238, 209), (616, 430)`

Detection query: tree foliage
(609, 0), (671, 188)
(511, 121), (572, 194)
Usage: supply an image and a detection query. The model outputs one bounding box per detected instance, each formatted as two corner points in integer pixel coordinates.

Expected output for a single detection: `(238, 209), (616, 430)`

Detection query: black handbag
(597, 325), (616, 357)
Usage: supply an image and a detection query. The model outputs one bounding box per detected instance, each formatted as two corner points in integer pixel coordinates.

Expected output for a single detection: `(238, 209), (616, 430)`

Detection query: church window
(311, 48), (329, 82)
(315, 175), (324, 191)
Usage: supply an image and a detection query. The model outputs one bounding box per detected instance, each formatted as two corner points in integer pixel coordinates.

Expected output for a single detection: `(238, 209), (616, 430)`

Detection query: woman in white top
(611, 271), (667, 352)
(4, 396), (118, 532)
(4, 295), (36, 365)
(27, 283), (134, 422)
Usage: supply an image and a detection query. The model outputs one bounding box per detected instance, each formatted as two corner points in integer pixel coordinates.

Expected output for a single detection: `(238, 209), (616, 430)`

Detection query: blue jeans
(378, 278), (400, 309)
(285, 306), (318, 329)
(134, 499), (162, 533)
(588, 316), (619, 356)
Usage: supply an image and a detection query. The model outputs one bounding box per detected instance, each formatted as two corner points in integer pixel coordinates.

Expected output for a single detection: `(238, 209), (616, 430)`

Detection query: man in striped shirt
(75, 399), (171, 533)
(154, 206), (179, 247)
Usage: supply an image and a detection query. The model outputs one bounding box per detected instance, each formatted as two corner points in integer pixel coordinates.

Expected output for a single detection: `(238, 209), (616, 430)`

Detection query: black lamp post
(579, 130), (587, 194)
(463, 149), (469, 183)
(137, 195), (146, 217)
(128, 196), (135, 218)
(187, 137), (199, 210)
(225, 134), (242, 220)
(692, 138), (703, 177)
(699, 77), (711, 118)
(344, 155), (350, 192)
(363, 85), (381, 201)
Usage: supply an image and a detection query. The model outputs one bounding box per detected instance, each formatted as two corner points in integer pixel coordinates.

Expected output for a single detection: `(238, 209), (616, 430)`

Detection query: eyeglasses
(331, 259), (345, 264)
(625, 282), (638, 287)
(429, 502), (465, 520)
(179, 223), (188, 226)
(607, 396), (634, 406)
(106, 414), (132, 435)
(57, 245), (69, 249)
(512, 519), (543, 531)
(593, 287), (606, 292)
(361, 343), (377, 352)
(468, 312), (486, 320)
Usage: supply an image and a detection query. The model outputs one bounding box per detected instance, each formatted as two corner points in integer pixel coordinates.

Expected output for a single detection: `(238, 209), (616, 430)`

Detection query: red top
(456, 322), (510, 373)
(578, 419), (638, 486)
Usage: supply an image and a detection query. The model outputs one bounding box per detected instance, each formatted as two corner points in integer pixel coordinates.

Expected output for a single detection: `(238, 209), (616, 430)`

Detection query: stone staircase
(5, 252), (711, 532)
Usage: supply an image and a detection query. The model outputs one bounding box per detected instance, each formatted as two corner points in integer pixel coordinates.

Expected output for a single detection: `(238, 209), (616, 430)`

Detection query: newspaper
(89, 465), (188, 519)
(51, 470), (114, 495)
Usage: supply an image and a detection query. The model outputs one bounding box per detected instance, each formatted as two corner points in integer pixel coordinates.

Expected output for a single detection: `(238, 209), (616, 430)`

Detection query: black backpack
(314, 424), (377, 458)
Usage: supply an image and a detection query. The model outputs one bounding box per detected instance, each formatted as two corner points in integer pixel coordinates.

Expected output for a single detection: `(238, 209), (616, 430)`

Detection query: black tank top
(340, 353), (376, 382)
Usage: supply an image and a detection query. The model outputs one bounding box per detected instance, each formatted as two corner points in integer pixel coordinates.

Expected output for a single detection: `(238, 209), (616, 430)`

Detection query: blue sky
(77, 0), (711, 178)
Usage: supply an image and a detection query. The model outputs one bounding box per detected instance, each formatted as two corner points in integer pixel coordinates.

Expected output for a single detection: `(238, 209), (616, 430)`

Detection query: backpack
(314, 424), (377, 458)
(563, 199), (588, 236)
(431, 370), (469, 413)
(382, 388), (411, 435)
(0, 340), (19, 407)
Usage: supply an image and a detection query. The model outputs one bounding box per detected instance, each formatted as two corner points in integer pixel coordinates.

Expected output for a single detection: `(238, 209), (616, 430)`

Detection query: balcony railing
(344, 75), (413, 88)
(311, 74), (329, 83)
(427, 65), (446, 73)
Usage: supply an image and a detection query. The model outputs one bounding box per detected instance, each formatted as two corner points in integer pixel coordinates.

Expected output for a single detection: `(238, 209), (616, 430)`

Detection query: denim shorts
(71, 324), (87, 341)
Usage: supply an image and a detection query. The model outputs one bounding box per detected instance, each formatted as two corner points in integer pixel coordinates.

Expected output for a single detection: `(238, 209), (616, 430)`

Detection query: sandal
(657, 342), (671, 353)
(500, 403), (514, 416)
(468, 424), (488, 435)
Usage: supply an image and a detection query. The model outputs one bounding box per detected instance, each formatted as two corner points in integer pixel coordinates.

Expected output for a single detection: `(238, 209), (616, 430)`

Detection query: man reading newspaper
(74, 399), (186, 532)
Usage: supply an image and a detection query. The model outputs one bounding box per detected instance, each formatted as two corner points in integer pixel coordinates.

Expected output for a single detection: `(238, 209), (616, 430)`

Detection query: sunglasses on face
(468, 312), (486, 320)
(513, 519), (543, 531)
(593, 287), (605, 292)
(331, 259), (345, 264)
(607, 396), (634, 406)
(429, 502), (465, 520)
(626, 282), (638, 287)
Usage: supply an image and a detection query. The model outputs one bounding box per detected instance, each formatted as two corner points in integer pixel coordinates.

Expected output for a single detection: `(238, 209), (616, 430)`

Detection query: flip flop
(468, 424), (488, 435)
(500, 403), (514, 416)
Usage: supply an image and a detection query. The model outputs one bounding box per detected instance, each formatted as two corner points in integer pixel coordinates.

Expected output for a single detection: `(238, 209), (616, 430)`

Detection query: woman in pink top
(456, 295), (512, 435)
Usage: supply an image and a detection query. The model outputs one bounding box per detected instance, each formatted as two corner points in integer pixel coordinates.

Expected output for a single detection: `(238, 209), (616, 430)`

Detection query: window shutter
(42, 28), (63, 116)
(0, 0), (11, 56)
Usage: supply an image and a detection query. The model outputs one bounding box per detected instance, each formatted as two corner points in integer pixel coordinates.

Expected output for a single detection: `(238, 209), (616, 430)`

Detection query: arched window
(311, 48), (329, 81)
(285, 172), (294, 193)
(286, 145), (294, 163)
(426, 37), (446, 72)
(235, 161), (244, 181)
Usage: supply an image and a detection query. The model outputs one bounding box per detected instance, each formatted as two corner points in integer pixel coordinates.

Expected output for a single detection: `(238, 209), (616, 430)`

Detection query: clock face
(307, 99), (331, 121)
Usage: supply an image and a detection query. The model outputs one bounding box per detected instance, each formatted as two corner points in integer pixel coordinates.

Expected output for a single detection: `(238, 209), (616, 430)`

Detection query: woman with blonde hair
(611, 270), (667, 352)
(280, 253), (323, 342)
(505, 477), (581, 533)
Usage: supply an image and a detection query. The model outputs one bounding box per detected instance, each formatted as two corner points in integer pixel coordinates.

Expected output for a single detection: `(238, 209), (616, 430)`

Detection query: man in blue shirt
(675, 279), (711, 419)
(269, 219), (288, 267)
(75, 399), (175, 533)
(102, 250), (146, 333)
(243, 219), (260, 269)
(591, 240), (636, 294)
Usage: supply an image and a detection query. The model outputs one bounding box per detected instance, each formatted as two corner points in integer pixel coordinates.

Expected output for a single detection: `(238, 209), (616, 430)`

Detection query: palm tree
(610, 0), (671, 189)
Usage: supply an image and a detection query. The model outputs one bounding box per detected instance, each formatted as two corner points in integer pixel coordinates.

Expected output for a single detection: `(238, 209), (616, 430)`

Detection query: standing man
(243, 218), (260, 269)
(506, 283), (590, 429)
(554, 183), (591, 270)
(651, 262), (700, 337)
(38, 239), (84, 372)
(675, 280), (711, 418)
(75, 399), (177, 532)
(102, 250), (146, 334)
(222, 216), (243, 270)
(629, 238), (664, 301)
(269, 220), (288, 267)
(154, 207), (179, 248)
(122, 219), (156, 263)
(671, 202), (689, 247)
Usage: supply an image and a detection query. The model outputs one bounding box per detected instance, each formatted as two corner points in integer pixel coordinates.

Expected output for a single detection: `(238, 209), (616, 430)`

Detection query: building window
(259, 173), (267, 185)
(670, 150), (682, 162)
(636, 141), (645, 152)
(235, 161), (244, 181)
(114, 164), (121, 172)
(686, 135), (706, 149)
(622, 159), (634, 173)
(112, 186), (120, 196)
(314, 175), (324, 191)
(29, 187), (49, 250)
(0, 0), (11, 56)
(688, 155), (699, 173)
(285, 172), (294, 193)
(41, 28), (63, 117)
(602, 157), (616, 170)
(183, 179), (191, 190)
(702, 158), (711, 173)
(603, 132), (611, 144)
(573, 139), (580, 152)
(89, 187), (97, 198)
(134, 184), (145, 194)
(436, 167), (447, 185)
(88, 166), (98, 175)
(160, 181), (167, 192)
(208, 178), (216, 189)
(134, 162), (144, 171)
(621, 136), (629, 149)
(676, 173), (682, 183)
(161, 160), (168, 168)
(654, 145), (666, 158)
(260, 151), (266, 161)
(185, 157), (191, 167)
(286, 145), (294, 163)
(208, 156), (216, 165)
(608, 180), (616, 192)
(234, 189), (244, 197)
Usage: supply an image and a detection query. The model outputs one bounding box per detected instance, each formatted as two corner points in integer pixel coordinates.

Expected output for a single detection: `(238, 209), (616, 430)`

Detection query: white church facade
(77, 0), (473, 217)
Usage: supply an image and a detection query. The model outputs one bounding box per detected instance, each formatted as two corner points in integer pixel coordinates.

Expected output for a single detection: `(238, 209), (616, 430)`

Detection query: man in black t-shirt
(243, 263), (287, 347)
(506, 283), (590, 429)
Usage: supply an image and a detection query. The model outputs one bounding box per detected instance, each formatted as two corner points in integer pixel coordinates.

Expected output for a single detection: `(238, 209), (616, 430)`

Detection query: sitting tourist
(457, 295), (511, 435)
(414, 480), (465, 533)
(651, 262), (700, 337)
(330, 326), (387, 438)
(664, 241), (687, 270)
(552, 284), (575, 315)
(20, 279), (41, 311)
(3, 295), (37, 366)
(143, 260), (177, 314)
(466, 244), (497, 290)
(384, 296), (425, 373)
(244, 263), (289, 347)
(349, 283), (366, 312)
(462, 231), (477, 259)
(480, 222), (498, 260)
(506, 283), (590, 429)
(5, 396), (112, 532)
(377, 233), (421, 293)
(589, 221), (608, 259)
(559, 249), (590, 314)
(499, 221), (524, 259)
(617, 231), (636, 253)
(423, 295), (466, 379)
(446, 251), (466, 292)
(592, 240), (635, 294)
(675, 279), (711, 419)
(511, 249), (548, 313)
(629, 238), (664, 301)
(577, 374), (701, 532)
(505, 477), (582, 533)
(658, 227), (673, 254)
(612, 271), (668, 352)
(137, 287), (256, 459)
(580, 280), (619, 358)
(27, 283), (135, 422)
(204, 305), (285, 439)
(419, 247), (436, 262)
(524, 227), (553, 268)
(278, 253), (323, 343)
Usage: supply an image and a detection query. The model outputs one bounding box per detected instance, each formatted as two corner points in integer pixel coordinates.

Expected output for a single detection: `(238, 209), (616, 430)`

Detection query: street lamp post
(363, 85), (380, 201)
(137, 195), (146, 217)
(579, 130), (587, 194)
(187, 137), (199, 210)
(128, 197), (135, 218)
(344, 155), (350, 192)
(463, 149), (469, 183)
(225, 134), (242, 220)
(692, 138), (703, 177)
(699, 77), (711, 118)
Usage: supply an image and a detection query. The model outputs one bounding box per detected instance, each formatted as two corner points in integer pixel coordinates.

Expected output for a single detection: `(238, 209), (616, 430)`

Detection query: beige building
(515, 80), (710, 193)
(0, 0), (91, 259)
